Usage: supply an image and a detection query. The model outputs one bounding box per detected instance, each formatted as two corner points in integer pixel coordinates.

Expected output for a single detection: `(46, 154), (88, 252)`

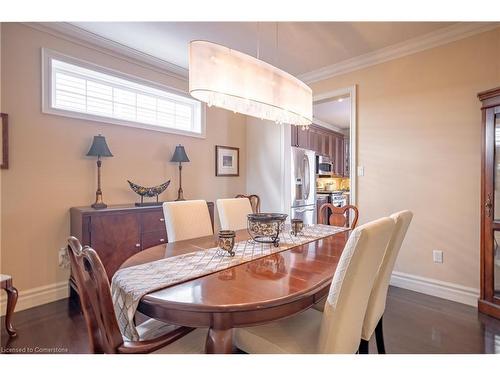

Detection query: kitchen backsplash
(316, 177), (350, 191)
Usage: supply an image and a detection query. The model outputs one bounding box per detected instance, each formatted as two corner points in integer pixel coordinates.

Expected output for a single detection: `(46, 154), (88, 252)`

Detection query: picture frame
(1, 113), (8, 170)
(215, 145), (239, 177)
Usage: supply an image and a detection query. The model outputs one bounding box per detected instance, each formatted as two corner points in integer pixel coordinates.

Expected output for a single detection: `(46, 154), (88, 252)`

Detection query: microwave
(316, 155), (334, 176)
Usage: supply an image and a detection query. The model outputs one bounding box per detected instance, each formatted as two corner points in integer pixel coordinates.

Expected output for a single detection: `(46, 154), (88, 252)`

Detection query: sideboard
(69, 202), (215, 295)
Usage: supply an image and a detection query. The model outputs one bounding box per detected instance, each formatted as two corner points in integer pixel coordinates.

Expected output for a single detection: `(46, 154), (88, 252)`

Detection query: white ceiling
(314, 98), (351, 129)
(71, 22), (455, 77)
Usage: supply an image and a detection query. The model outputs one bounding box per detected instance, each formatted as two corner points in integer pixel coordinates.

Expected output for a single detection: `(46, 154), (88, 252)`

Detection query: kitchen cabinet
(344, 135), (350, 177)
(297, 127), (309, 149)
(291, 124), (349, 177)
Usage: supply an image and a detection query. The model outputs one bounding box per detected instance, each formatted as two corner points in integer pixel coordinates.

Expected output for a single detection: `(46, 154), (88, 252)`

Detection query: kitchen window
(42, 49), (204, 137)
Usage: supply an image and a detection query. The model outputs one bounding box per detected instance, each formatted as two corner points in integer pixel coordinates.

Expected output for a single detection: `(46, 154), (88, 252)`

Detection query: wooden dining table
(119, 228), (349, 354)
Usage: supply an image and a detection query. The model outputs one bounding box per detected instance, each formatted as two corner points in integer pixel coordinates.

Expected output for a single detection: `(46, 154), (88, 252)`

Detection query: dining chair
(162, 200), (213, 242)
(1, 274), (18, 337)
(359, 210), (413, 354)
(67, 236), (207, 354)
(235, 194), (261, 213)
(319, 203), (359, 229)
(217, 198), (254, 231)
(234, 217), (395, 354)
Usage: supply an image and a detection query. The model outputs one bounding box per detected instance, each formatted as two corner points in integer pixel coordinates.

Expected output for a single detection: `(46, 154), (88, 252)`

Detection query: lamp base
(91, 202), (108, 209)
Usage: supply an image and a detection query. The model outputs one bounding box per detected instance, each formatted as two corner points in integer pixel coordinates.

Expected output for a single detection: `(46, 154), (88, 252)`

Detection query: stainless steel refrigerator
(290, 147), (316, 225)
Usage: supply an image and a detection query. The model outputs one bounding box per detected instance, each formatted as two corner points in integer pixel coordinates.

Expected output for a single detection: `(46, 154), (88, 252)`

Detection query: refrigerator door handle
(303, 155), (310, 200)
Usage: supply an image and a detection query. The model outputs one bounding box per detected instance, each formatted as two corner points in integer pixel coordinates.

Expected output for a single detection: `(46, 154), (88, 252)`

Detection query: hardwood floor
(1, 286), (499, 354)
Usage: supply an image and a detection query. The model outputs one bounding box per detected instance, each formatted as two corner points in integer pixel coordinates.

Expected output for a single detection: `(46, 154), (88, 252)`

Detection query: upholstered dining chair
(234, 217), (395, 354)
(162, 200), (213, 242)
(319, 203), (359, 229)
(217, 198), (254, 231)
(235, 194), (261, 213)
(359, 210), (413, 354)
(67, 237), (207, 354)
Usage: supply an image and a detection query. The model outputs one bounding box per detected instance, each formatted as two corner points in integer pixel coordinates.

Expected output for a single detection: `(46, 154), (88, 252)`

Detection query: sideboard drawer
(141, 210), (166, 233)
(142, 230), (168, 250)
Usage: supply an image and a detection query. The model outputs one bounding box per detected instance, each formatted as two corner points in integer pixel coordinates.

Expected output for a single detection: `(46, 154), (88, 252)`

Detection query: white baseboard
(0, 281), (69, 316)
(390, 271), (479, 307)
(0, 273), (480, 316)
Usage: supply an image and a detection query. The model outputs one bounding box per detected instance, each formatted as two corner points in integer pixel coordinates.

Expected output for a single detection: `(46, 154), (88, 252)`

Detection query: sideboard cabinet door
(90, 213), (141, 279)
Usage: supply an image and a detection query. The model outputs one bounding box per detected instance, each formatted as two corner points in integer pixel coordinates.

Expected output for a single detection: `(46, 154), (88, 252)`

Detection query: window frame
(41, 48), (206, 138)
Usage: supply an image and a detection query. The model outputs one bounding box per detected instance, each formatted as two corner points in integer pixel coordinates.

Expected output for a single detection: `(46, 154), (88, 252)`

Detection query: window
(42, 49), (204, 137)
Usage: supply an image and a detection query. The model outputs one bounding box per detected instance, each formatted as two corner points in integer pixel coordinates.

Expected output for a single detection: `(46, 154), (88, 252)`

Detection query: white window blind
(46, 55), (203, 136)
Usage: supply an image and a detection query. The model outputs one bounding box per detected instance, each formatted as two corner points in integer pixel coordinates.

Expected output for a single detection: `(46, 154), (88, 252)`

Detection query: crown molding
(299, 22), (500, 84)
(24, 22), (189, 81)
(312, 117), (343, 133)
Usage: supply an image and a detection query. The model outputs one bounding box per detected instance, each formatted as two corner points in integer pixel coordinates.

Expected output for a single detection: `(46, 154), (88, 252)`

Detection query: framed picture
(215, 145), (239, 177)
(1, 113), (8, 170)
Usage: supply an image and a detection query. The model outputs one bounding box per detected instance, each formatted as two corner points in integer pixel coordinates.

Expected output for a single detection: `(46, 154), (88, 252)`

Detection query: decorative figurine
(127, 179), (171, 206)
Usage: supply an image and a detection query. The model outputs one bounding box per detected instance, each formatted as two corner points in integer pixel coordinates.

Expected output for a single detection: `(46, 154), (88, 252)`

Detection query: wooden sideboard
(69, 202), (214, 293)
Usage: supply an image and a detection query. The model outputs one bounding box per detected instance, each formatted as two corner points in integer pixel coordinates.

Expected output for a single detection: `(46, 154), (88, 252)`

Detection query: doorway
(312, 86), (357, 206)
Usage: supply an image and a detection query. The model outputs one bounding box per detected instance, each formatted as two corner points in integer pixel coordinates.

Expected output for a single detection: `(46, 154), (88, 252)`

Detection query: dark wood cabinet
(291, 124), (348, 177)
(297, 127), (309, 149)
(344, 135), (350, 177)
(70, 202), (214, 284)
(479, 87), (500, 320)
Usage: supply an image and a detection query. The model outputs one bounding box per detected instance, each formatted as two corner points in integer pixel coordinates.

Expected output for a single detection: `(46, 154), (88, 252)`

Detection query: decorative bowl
(247, 213), (288, 247)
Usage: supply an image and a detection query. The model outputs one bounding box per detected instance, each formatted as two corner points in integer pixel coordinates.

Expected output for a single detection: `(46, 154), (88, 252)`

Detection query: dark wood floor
(1, 286), (499, 354)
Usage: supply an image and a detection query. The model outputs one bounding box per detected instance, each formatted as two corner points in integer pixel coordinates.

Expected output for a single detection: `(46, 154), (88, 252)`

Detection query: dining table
(119, 227), (350, 354)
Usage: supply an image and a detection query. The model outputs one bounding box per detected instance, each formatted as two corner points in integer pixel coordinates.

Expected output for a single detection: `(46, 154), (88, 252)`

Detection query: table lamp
(170, 144), (190, 201)
(87, 134), (113, 209)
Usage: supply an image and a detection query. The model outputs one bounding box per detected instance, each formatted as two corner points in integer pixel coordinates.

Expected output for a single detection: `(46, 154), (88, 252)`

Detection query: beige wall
(312, 27), (500, 290)
(0, 23), (246, 297)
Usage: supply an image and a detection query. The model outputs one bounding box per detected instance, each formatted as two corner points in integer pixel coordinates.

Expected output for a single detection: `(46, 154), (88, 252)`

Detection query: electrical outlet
(357, 166), (365, 176)
(433, 250), (443, 263)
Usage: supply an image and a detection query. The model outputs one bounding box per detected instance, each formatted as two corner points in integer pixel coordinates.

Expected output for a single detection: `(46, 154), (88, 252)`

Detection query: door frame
(313, 85), (358, 206)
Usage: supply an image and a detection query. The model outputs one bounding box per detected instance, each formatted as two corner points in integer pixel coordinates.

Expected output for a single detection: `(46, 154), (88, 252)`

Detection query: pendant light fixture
(188, 24), (312, 127)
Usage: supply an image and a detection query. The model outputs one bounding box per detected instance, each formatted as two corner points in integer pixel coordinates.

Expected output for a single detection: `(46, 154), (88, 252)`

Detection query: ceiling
(314, 98), (351, 129)
(71, 22), (455, 77)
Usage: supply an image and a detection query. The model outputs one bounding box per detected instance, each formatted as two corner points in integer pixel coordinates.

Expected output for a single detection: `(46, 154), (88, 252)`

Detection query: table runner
(111, 224), (348, 340)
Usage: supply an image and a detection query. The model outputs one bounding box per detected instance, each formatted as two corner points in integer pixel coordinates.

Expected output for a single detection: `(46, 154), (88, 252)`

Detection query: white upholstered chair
(234, 217), (395, 354)
(162, 200), (213, 242)
(359, 210), (413, 354)
(216, 198), (253, 231)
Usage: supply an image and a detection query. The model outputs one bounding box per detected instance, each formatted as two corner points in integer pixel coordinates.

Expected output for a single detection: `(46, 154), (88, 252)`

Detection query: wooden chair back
(319, 204), (359, 229)
(235, 194), (261, 213)
(67, 236), (123, 353)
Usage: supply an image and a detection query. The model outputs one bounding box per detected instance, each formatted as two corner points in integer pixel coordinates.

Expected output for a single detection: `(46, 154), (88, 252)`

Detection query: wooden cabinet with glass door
(479, 87), (500, 319)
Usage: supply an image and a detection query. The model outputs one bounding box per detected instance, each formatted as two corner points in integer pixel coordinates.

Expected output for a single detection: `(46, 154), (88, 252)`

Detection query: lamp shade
(170, 144), (190, 163)
(189, 40), (312, 126)
(86, 134), (113, 157)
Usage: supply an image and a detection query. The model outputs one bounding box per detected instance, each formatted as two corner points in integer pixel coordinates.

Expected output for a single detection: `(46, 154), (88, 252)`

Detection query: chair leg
(358, 339), (369, 354)
(5, 285), (18, 337)
(374, 316), (386, 354)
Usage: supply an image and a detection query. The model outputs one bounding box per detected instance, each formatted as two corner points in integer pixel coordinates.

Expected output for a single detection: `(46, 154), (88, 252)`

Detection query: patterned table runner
(112, 224), (348, 340)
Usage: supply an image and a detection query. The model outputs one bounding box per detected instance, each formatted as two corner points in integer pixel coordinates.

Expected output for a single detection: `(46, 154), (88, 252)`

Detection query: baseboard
(0, 281), (69, 316)
(0, 273), (480, 316)
(390, 271), (479, 307)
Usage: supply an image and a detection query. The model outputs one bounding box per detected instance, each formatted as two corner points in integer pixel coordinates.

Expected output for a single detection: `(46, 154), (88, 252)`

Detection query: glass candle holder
(218, 230), (236, 256)
(290, 219), (304, 236)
